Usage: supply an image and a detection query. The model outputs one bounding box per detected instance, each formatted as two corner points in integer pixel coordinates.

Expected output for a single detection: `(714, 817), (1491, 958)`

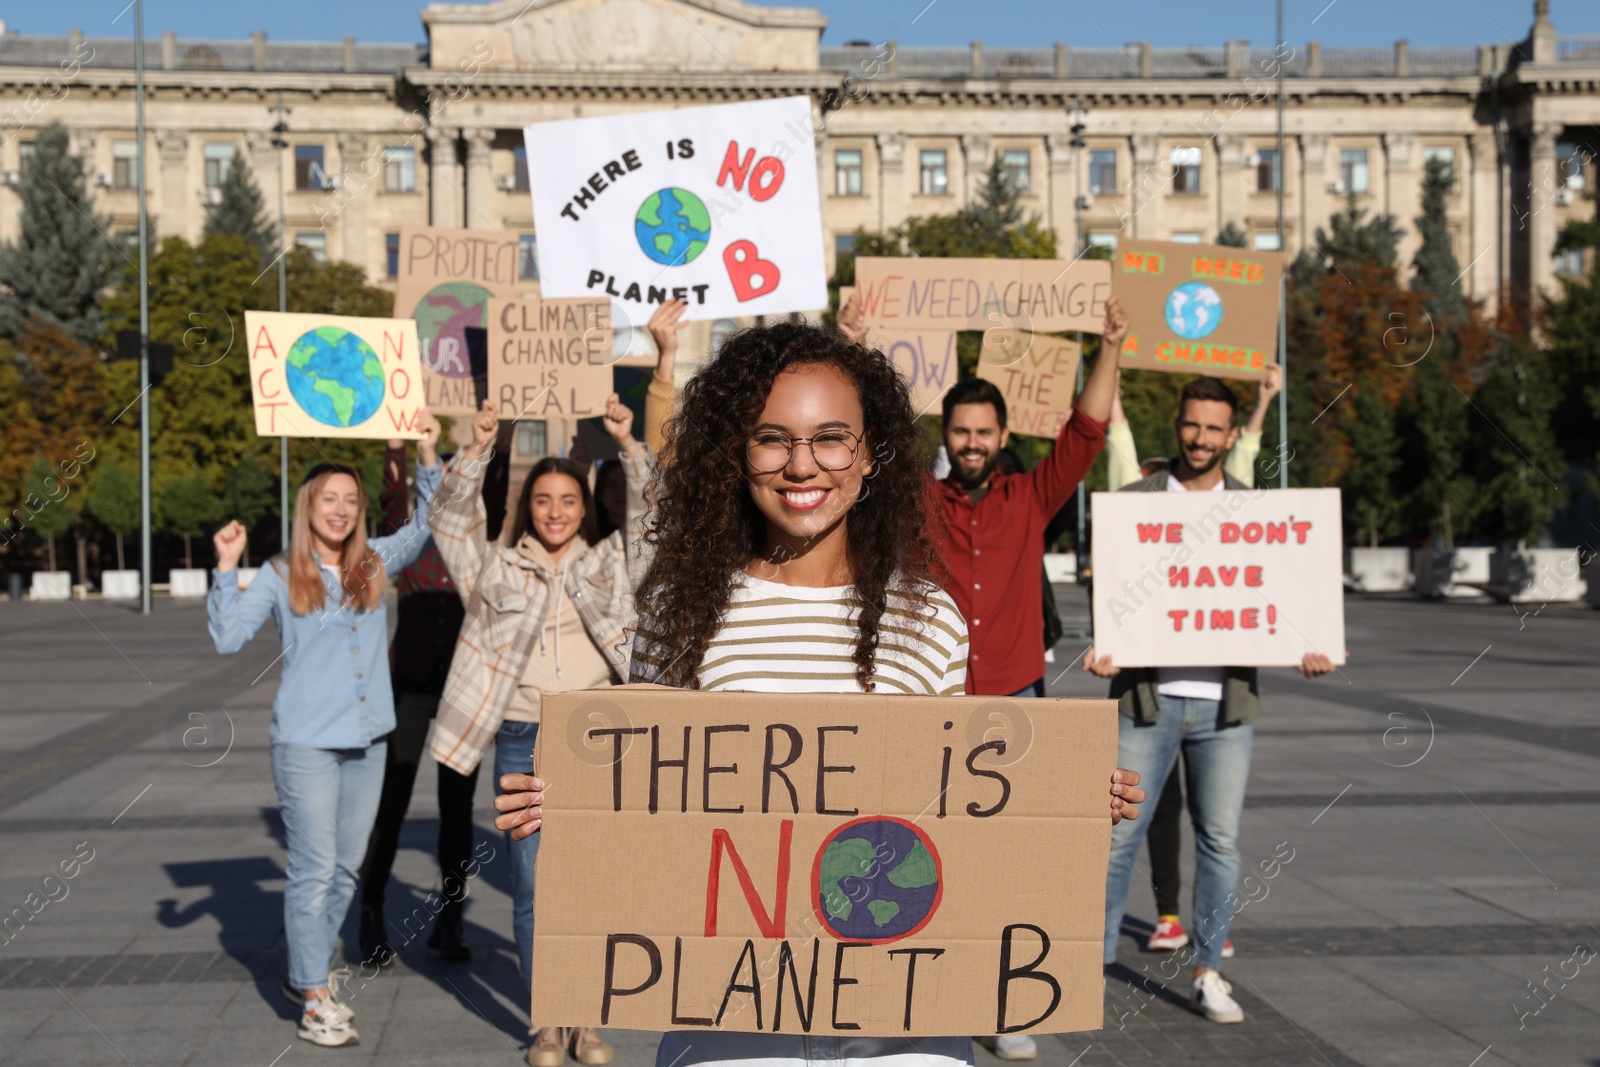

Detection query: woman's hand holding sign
(648, 299), (691, 381)
(602, 392), (635, 447)
(496, 773), (545, 841)
(464, 400), (499, 460)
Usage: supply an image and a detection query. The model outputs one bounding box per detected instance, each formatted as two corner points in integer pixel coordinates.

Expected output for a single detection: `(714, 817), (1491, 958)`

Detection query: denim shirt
(208, 462), (441, 750)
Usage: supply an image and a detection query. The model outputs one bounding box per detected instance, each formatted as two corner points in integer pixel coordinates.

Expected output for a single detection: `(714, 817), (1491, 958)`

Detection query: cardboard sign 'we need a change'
(244, 311), (425, 439)
(1090, 488), (1346, 667)
(525, 97), (827, 321)
(532, 686), (1116, 1037)
(1114, 239), (1284, 382)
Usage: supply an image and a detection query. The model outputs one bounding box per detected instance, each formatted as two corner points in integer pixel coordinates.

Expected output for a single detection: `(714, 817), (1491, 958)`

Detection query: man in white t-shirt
(1083, 376), (1334, 1025)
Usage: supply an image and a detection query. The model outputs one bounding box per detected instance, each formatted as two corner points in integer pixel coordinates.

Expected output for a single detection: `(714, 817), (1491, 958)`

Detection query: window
(1089, 150), (1117, 195)
(1255, 148), (1279, 194)
(1422, 145), (1455, 186)
(834, 149), (862, 196)
(1557, 142), (1586, 190)
(1170, 232), (1203, 244)
(920, 149), (948, 195)
(1171, 147), (1201, 194)
(384, 146), (416, 192)
(1001, 149), (1031, 194)
(835, 233), (858, 257)
(710, 319), (737, 355)
(513, 146), (530, 193)
(1087, 232), (1118, 251)
(1339, 149), (1369, 194)
(295, 232), (327, 263)
(518, 234), (538, 280)
(1254, 232), (1283, 251)
(295, 144), (330, 191)
(18, 141), (35, 170)
(385, 233), (400, 278)
(1555, 247), (1584, 275)
(203, 142), (235, 188)
(516, 421), (548, 457)
(112, 140), (138, 190)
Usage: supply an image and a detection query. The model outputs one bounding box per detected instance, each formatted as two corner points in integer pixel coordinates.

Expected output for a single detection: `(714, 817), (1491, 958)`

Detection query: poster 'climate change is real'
(524, 96), (827, 323)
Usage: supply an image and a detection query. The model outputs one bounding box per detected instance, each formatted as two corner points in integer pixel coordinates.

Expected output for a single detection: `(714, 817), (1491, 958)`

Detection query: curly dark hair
(638, 321), (945, 691)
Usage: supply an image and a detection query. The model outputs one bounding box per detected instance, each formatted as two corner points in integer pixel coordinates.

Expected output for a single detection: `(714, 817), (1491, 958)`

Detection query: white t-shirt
(1156, 475), (1227, 702)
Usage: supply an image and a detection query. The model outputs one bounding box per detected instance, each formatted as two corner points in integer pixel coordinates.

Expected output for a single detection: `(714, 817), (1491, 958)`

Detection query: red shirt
(926, 412), (1108, 695)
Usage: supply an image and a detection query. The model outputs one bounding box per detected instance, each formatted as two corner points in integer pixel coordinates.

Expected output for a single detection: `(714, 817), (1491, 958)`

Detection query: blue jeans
(1010, 678), (1045, 698)
(494, 721), (542, 985)
(1102, 696), (1253, 971)
(271, 740), (387, 990)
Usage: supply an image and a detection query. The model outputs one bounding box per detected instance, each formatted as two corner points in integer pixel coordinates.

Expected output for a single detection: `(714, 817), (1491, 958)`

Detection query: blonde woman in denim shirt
(209, 413), (442, 1049)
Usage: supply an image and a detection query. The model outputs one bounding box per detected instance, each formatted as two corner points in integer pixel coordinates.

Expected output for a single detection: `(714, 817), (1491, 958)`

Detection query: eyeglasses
(745, 430), (863, 474)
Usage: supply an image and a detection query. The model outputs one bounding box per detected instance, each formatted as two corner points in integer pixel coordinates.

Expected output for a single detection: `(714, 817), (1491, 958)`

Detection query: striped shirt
(631, 572), (968, 695)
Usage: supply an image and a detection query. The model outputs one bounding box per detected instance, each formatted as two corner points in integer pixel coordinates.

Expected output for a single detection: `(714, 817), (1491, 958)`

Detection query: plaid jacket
(427, 441), (656, 775)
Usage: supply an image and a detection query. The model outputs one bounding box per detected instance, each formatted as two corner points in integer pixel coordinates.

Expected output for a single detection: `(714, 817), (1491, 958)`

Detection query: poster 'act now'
(524, 96), (828, 322)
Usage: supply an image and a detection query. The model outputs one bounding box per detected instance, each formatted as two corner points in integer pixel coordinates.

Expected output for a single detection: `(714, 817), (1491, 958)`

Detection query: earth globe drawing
(635, 188), (711, 267)
(285, 327), (385, 428)
(813, 816), (942, 943)
(1164, 281), (1224, 340)
(411, 280), (492, 379)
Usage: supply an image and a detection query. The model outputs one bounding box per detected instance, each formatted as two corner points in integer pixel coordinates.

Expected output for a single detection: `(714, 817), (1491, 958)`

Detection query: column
(1383, 132), (1418, 270)
(1129, 133), (1163, 240)
(1044, 134), (1076, 248)
(154, 129), (190, 240)
(875, 133), (906, 228)
(464, 128), (495, 231)
(1298, 133), (1329, 248)
(1528, 121), (1561, 307)
(960, 134), (992, 207)
(336, 132), (371, 270)
(428, 125), (461, 229)
(1467, 130), (1499, 302)
(1214, 133), (1244, 237)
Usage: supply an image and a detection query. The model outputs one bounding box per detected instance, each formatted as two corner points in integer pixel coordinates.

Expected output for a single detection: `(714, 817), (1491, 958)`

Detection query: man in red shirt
(928, 298), (1128, 698)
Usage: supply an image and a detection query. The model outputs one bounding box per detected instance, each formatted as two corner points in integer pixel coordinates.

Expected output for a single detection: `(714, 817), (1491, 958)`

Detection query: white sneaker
(299, 997), (360, 1047)
(985, 1034), (1038, 1060)
(1190, 971), (1244, 1024)
(282, 977), (355, 1024)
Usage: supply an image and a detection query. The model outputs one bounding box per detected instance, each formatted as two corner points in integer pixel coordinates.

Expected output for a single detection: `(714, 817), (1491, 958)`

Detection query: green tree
(0, 125), (117, 345)
(1216, 221), (1248, 248)
(1468, 336), (1567, 543)
(1411, 156), (1465, 325)
(23, 456), (74, 572)
(1342, 376), (1401, 547)
(158, 470), (222, 569)
(223, 452), (276, 566)
(1545, 189), (1600, 472)
(1401, 354), (1477, 548)
(88, 454), (141, 572)
(1316, 194), (1400, 273)
(202, 155), (276, 259)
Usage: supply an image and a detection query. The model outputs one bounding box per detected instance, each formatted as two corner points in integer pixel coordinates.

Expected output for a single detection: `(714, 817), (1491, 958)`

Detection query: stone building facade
(0, 0), (1596, 430)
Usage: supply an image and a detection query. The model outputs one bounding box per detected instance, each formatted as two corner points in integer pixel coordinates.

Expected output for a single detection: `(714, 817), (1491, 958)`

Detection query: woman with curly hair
(494, 314), (1145, 1067)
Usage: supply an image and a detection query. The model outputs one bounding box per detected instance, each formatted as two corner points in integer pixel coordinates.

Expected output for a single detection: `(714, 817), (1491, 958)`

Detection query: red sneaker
(1222, 939), (1235, 959)
(1147, 917), (1189, 951)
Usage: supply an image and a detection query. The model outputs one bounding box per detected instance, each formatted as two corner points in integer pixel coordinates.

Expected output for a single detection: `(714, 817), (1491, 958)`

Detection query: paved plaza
(0, 591), (1595, 1067)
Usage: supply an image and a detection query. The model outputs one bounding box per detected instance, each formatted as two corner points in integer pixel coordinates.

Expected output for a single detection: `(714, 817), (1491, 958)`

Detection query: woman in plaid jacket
(427, 390), (653, 1067)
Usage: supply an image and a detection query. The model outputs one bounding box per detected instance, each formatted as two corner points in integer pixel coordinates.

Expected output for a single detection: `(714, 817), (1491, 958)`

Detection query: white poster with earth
(523, 96), (828, 323)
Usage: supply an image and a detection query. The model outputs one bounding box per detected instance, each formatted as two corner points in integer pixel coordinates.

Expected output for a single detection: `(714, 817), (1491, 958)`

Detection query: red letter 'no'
(704, 819), (793, 938)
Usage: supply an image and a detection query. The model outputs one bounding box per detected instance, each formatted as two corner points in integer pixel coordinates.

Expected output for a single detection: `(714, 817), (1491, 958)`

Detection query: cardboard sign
(1113, 240), (1284, 381)
(532, 686), (1117, 1037)
(244, 311), (425, 439)
(525, 97), (828, 322)
(393, 226), (521, 415)
(486, 295), (614, 421)
(1090, 487), (1346, 667)
(874, 330), (957, 418)
(977, 330), (1082, 440)
(855, 258), (1111, 335)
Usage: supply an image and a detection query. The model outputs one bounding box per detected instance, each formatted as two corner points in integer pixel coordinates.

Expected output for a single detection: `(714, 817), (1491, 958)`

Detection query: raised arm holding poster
(1113, 239), (1284, 381)
(486, 294), (613, 421)
(1089, 487), (1346, 667)
(530, 686), (1117, 1037)
(392, 226), (521, 414)
(854, 257), (1111, 335)
(976, 329), (1082, 439)
(244, 311), (425, 439)
(525, 96), (827, 321)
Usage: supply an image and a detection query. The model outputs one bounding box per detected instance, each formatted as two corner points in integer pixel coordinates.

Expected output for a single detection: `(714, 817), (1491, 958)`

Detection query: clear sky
(7, 0), (1597, 49)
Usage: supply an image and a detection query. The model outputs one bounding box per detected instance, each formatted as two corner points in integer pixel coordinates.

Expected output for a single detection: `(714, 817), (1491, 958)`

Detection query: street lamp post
(1275, 0), (1289, 487)
(1069, 98), (1089, 588)
(271, 94), (290, 548)
(135, 0), (152, 615)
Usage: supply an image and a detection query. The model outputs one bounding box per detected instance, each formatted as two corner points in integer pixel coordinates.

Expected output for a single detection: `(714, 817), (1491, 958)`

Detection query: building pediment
(422, 0), (825, 73)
